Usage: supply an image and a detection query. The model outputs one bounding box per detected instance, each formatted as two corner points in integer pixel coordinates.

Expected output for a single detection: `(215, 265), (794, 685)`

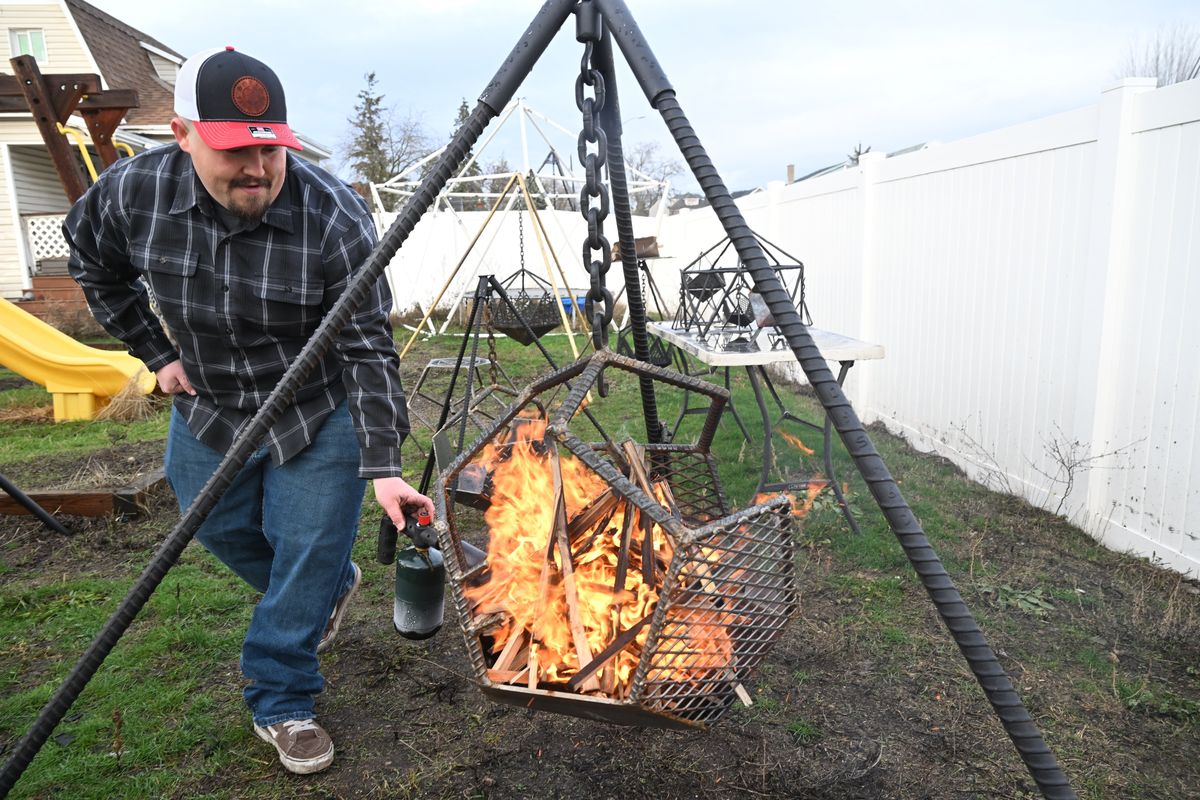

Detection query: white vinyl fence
(384, 77), (1200, 575)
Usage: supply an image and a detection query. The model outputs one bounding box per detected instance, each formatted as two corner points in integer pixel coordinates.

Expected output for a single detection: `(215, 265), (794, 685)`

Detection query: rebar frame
(673, 231), (811, 352)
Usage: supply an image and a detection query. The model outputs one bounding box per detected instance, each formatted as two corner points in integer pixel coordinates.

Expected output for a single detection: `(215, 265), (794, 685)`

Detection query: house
(661, 187), (761, 215)
(0, 0), (331, 308)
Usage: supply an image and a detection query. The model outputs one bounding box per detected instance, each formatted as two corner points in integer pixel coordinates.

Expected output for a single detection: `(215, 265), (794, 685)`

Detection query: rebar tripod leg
(0, 472), (70, 536)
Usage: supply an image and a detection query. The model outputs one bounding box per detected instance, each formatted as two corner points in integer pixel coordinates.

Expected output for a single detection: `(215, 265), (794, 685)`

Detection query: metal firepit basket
(431, 351), (799, 730)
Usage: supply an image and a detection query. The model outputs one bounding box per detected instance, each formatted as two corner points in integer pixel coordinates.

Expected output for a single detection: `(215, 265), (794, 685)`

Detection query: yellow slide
(0, 296), (154, 421)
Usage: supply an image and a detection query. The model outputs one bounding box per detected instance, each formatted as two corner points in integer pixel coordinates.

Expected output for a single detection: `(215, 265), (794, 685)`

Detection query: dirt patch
(1, 439), (165, 493)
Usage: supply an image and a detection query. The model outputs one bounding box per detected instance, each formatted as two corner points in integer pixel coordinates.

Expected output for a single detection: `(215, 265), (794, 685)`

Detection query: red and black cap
(174, 46), (303, 151)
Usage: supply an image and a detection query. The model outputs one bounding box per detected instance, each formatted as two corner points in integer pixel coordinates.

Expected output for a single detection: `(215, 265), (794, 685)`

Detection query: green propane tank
(391, 510), (489, 640)
(393, 510), (445, 640)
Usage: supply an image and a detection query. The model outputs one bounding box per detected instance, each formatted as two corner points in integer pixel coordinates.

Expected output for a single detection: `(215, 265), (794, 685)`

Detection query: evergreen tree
(523, 169), (547, 210)
(341, 73), (432, 211)
(344, 72), (391, 188)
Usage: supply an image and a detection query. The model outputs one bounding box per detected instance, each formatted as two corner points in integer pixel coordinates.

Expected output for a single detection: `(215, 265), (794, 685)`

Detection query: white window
(10, 29), (48, 65)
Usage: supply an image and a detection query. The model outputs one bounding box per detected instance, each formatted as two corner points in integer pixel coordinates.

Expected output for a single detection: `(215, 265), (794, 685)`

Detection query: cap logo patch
(247, 126), (278, 140)
(231, 76), (270, 117)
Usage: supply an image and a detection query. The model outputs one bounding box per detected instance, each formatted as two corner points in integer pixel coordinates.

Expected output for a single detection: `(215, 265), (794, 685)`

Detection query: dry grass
(34, 298), (107, 340)
(0, 405), (53, 423)
(95, 372), (160, 423)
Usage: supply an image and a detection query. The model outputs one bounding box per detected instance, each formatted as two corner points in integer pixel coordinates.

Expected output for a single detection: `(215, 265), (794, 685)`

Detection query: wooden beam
(79, 107), (124, 167)
(0, 467), (165, 519)
(3, 59), (139, 192)
(10, 56), (88, 201)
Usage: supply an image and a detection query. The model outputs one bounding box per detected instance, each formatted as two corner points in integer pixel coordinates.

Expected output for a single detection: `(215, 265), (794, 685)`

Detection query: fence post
(1081, 78), (1156, 523)
(854, 150), (885, 417)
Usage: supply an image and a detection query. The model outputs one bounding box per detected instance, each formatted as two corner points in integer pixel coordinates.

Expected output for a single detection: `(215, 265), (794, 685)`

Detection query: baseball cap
(174, 46), (303, 151)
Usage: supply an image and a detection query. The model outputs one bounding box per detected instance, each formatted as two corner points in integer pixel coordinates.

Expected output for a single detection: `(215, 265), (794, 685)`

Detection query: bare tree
(625, 141), (681, 214)
(847, 142), (871, 166)
(1118, 24), (1200, 87)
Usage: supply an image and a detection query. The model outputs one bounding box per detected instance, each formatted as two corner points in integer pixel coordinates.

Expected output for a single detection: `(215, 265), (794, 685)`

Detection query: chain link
(487, 317), (500, 387)
(517, 210), (525, 271)
(575, 27), (614, 354)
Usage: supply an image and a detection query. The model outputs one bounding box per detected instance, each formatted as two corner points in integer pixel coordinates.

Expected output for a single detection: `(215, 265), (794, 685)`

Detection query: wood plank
(0, 468), (165, 519)
(549, 445), (601, 693)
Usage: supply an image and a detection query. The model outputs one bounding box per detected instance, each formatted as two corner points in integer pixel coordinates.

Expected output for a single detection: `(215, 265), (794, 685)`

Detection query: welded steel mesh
(432, 351), (799, 729)
(632, 502), (797, 724)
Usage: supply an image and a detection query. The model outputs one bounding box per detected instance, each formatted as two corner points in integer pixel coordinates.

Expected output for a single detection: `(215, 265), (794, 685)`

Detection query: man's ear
(170, 117), (192, 153)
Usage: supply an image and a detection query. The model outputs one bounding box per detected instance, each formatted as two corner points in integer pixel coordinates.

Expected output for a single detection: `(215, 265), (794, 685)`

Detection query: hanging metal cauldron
(487, 269), (563, 346)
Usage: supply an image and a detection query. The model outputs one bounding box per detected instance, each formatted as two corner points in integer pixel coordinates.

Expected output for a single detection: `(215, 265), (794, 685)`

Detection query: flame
(779, 430), (814, 456)
(464, 414), (735, 697)
(754, 478), (829, 519)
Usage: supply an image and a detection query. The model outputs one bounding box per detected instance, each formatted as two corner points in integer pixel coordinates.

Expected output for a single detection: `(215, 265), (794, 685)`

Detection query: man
(65, 46), (432, 775)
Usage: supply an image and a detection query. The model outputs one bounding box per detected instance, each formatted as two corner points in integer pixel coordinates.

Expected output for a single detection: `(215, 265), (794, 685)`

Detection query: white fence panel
(660, 78), (1200, 575)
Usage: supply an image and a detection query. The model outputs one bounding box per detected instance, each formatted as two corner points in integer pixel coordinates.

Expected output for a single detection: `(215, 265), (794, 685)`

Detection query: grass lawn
(1, 332), (1198, 799)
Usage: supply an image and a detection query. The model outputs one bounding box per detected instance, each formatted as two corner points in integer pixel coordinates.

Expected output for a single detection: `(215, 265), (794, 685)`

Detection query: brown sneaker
(317, 562), (361, 653)
(253, 718), (334, 774)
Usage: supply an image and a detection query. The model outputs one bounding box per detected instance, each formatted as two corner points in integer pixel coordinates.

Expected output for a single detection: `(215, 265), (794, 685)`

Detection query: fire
(754, 479), (828, 519)
(464, 413), (736, 696)
(779, 430), (814, 455)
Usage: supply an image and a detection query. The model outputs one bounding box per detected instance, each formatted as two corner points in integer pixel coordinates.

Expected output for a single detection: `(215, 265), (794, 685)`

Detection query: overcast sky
(91, 0), (1200, 192)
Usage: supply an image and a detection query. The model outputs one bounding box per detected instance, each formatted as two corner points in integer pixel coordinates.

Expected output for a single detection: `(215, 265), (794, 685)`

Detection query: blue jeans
(164, 403), (365, 725)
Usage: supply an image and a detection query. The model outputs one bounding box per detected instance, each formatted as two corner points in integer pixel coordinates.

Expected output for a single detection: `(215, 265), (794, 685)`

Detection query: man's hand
(373, 476), (435, 530)
(156, 359), (196, 395)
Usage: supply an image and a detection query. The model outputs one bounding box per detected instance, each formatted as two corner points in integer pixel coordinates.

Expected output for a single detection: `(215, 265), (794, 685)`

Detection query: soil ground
(2, 357), (1198, 799)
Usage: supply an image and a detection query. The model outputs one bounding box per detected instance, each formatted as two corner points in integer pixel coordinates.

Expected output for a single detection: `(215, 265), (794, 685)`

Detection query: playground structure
(371, 98), (670, 223)
(0, 296), (153, 421)
(397, 171), (590, 359)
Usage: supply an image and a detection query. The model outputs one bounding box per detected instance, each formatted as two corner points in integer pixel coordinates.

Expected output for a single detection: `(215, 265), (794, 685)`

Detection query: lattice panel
(24, 214), (70, 261)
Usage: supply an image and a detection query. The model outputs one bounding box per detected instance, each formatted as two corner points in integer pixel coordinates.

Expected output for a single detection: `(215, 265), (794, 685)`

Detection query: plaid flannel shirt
(64, 144), (409, 477)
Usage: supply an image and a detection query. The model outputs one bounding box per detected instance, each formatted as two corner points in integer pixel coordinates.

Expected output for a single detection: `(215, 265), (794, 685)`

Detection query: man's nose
(240, 151), (267, 177)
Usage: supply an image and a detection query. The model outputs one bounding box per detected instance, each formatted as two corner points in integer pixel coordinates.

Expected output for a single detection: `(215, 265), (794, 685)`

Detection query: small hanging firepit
(432, 351), (798, 729)
(487, 268), (563, 345)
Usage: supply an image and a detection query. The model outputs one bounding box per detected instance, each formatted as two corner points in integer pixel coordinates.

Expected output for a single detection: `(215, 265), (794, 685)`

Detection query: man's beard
(227, 179), (273, 223)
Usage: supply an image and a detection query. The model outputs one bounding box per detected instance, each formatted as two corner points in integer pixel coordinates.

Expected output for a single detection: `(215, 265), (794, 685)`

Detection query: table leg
(722, 367), (753, 443)
(754, 361), (862, 535)
(745, 365), (774, 495)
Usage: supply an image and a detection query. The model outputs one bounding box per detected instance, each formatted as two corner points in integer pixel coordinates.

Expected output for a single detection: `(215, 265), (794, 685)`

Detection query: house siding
(0, 3), (94, 73)
(9, 143), (70, 212)
(0, 144), (28, 298)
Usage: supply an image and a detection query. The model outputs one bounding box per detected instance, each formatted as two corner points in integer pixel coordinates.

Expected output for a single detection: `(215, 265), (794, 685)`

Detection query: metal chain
(518, 210), (525, 272)
(487, 317), (500, 387)
(575, 4), (614, 354)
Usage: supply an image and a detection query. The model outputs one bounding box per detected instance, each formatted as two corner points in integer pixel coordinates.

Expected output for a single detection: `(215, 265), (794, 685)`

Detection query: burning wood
(438, 351), (799, 728)
(462, 414), (739, 704)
